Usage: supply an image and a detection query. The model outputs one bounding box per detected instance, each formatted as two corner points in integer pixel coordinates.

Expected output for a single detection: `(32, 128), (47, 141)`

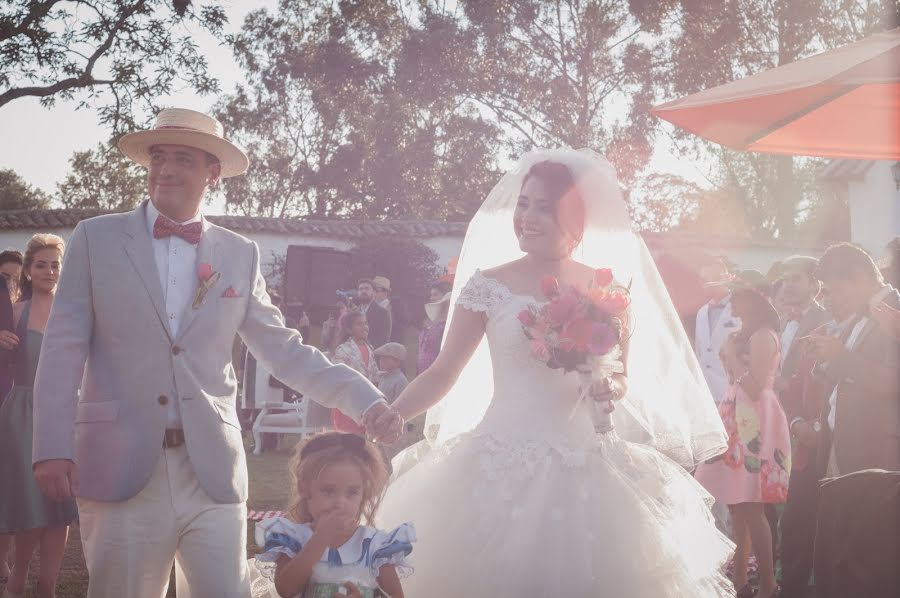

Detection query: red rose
(600, 291), (630, 314)
(197, 262), (214, 282)
(594, 268), (614, 287)
(540, 276), (561, 298)
(517, 309), (536, 327)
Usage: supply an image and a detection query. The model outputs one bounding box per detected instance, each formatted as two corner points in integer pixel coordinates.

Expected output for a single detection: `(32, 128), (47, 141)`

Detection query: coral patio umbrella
(652, 28), (900, 160)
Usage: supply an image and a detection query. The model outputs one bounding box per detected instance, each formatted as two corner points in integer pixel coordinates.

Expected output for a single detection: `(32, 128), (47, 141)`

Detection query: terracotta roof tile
(0, 209), (468, 239)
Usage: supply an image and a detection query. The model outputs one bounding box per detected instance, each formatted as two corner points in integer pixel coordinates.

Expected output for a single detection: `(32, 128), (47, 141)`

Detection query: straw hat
(374, 342), (407, 361)
(118, 108), (249, 178)
(372, 276), (392, 292)
(425, 292), (451, 322)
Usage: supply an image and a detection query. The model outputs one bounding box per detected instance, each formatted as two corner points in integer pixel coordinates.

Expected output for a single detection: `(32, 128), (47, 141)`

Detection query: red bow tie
(153, 215), (202, 245)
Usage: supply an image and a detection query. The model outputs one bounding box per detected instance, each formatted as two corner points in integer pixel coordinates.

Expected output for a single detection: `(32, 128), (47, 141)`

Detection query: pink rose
(540, 276), (560, 298)
(593, 268), (614, 287)
(548, 293), (579, 325)
(197, 262), (214, 282)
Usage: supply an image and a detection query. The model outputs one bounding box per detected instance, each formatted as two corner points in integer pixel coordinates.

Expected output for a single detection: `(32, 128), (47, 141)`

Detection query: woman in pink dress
(696, 287), (792, 598)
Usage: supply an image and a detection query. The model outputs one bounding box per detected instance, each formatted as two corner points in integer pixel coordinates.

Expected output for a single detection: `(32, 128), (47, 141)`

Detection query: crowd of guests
(244, 275), (456, 458)
(0, 234), (75, 598)
(689, 241), (900, 598)
(2, 228), (897, 597)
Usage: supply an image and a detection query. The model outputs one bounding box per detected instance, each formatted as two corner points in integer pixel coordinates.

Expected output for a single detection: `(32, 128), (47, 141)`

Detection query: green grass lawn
(30, 436), (300, 598)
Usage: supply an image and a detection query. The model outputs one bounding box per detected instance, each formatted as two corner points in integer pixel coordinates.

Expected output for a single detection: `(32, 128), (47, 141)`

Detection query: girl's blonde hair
(286, 432), (389, 527)
(19, 233), (65, 300)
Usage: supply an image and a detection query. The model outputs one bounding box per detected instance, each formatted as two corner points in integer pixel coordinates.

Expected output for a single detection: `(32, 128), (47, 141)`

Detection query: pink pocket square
(221, 286), (240, 298)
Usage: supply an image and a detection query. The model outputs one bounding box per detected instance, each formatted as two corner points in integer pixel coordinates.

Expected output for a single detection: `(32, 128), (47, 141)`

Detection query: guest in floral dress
(330, 310), (378, 434)
(696, 287), (792, 598)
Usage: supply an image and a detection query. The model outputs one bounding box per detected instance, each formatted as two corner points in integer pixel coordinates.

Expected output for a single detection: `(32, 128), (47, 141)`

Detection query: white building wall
(848, 161), (900, 258)
(0, 226), (809, 280)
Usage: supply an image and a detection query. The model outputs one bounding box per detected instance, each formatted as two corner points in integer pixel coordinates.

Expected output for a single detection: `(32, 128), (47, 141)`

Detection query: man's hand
(791, 420), (818, 448)
(363, 402), (403, 445)
(34, 459), (79, 501)
(807, 333), (844, 363)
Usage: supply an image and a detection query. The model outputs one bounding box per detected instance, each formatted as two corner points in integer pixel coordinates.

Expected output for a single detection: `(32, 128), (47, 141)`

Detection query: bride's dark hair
(521, 160), (586, 251)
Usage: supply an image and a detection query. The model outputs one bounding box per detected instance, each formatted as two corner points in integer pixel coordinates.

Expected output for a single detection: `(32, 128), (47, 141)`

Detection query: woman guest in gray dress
(0, 234), (76, 598)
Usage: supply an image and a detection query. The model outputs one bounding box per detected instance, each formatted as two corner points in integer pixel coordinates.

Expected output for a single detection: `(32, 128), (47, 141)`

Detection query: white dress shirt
(780, 320), (800, 369)
(779, 304), (814, 368)
(827, 285), (894, 431)
(146, 200), (206, 428)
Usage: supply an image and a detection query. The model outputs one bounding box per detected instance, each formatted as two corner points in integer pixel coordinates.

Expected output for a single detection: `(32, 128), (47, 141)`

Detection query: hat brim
(374, 348), (407, 361)
(118, 129), (249, 178)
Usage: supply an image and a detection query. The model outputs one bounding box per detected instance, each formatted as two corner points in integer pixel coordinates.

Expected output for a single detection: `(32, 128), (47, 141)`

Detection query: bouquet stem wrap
(575, 350), (623, 434)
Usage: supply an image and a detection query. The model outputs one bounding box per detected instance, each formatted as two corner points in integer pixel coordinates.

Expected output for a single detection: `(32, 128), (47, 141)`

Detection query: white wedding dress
(376, 271), (735, 597)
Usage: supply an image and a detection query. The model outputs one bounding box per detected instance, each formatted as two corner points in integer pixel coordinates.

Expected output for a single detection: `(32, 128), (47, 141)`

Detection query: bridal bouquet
(517, 268), (630, 432)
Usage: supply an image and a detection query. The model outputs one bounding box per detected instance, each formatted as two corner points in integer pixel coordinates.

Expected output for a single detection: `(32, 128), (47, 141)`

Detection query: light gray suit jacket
(32, 202), (385, 504)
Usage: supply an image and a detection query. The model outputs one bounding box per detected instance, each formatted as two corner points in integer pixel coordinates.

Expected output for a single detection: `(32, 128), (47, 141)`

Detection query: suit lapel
(122, 202), (172, 340)
(175, 224), (223, 342)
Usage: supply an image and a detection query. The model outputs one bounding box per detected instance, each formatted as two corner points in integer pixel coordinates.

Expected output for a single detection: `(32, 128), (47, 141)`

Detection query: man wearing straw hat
(30, 108), (403, 597)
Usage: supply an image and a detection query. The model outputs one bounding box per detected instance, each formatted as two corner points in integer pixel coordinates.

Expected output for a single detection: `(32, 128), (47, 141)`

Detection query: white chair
(252, 399), (321, 454)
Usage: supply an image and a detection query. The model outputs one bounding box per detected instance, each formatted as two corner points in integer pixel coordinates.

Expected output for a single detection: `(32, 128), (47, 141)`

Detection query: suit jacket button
(172, 345), (182, 356)
(158, 395), (168, 405)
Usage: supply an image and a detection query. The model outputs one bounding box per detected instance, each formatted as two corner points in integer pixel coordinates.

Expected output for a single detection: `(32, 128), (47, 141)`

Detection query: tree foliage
(631, 0), (898, 239)
(460, 0), (664, 183)
(217, 1), (503, 220)
(56, 142), (146, 210)
(0, 0), (228, 132)
(0, 169), (51, 210)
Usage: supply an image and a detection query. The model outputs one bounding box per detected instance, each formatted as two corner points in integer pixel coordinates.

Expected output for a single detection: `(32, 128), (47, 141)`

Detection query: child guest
(254, 433), (415, 597)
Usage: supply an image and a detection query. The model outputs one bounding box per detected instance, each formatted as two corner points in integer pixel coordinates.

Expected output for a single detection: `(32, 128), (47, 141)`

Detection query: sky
(0, 1), (708, 216)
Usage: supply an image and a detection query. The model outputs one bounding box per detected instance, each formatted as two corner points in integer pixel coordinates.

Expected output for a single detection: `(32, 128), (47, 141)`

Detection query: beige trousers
(77, 445), (250, 598)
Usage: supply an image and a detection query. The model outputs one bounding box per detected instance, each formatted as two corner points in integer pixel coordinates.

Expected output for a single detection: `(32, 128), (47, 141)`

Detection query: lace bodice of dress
(456, 270), (596, 450)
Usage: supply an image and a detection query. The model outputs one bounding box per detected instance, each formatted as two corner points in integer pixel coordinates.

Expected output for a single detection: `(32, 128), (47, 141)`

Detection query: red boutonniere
(193, 262), (220, 309)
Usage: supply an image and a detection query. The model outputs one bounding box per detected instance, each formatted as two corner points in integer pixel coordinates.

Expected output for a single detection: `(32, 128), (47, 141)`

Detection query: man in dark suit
(357, 278), (392, 348)
(808, 243), (900, 478)
(775, 256), (838, 598)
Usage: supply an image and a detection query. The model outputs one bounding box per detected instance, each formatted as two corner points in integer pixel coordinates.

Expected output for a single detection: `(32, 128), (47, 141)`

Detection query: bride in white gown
(376, 149), (736, 597)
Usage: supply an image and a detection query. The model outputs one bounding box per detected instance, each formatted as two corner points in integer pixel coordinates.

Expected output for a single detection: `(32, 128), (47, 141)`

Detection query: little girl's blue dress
(250, 516), (415, 598)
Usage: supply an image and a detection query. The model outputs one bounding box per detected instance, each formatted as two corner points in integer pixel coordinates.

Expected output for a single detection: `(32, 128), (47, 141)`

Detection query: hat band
(156, 124), (222, 137)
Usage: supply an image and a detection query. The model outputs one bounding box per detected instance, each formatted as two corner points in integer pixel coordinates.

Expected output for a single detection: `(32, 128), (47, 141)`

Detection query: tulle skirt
(377, 430), (736, 597)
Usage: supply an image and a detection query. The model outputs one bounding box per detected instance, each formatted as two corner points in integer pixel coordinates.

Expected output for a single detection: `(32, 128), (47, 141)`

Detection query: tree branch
(0, 0), (61, 43)
(0, 0), (146, 108)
